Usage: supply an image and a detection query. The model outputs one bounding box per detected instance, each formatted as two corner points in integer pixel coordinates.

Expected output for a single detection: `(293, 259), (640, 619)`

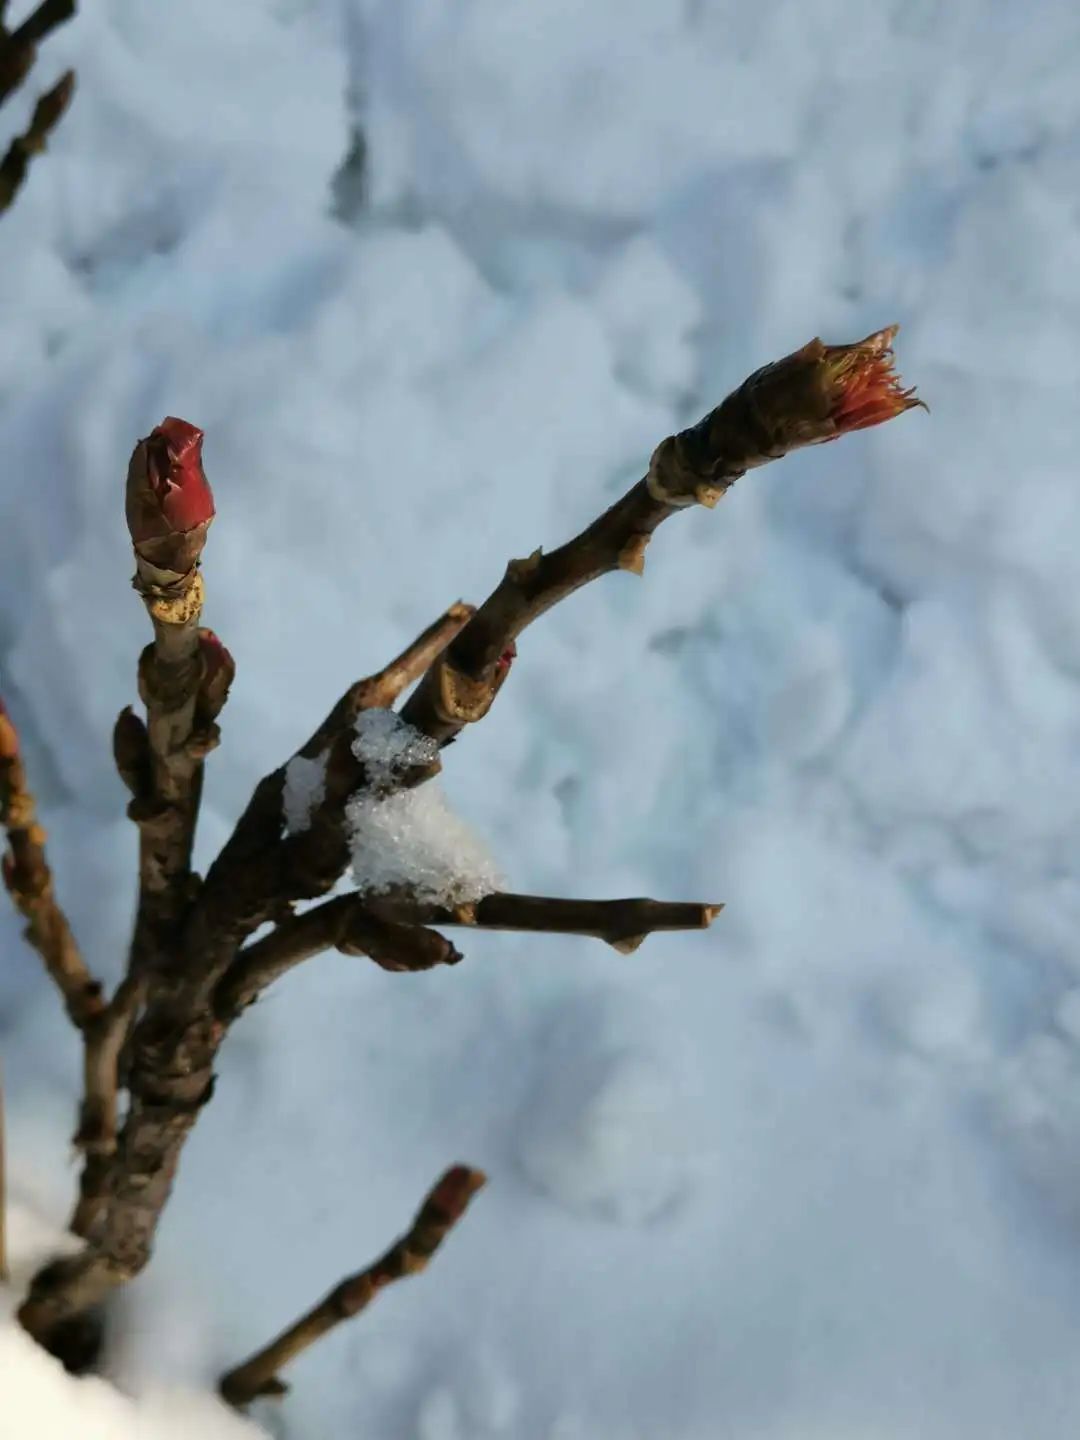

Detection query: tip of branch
(702, 904), (725, 926)
(427, 1165), (487, 1220)
(51, 67), (76, 111)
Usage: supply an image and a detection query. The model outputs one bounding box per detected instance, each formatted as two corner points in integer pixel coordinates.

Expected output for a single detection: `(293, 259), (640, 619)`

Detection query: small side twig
(219, 1165), (486, 1409)
(70, 975), (145, 1240)
(0, 697), (102, 1028)
(400, 327), (923, 748)
(368, 890), (725, 954)
(1, 696), (141, 1245)
(5, 0), (77, 51)
(216, 901), (462, 1019)
(0, 69), (74, 215)
(310, 602), (475, 747)
(1, 0), (76, 107)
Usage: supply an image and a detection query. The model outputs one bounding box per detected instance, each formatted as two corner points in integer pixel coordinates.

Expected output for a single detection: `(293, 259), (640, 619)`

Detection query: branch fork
(3, 329), (922, 1393)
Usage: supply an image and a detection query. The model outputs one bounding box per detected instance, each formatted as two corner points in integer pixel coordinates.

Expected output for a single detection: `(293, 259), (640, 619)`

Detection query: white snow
(515, 993), (694, 1225)
(0, 1203), (267, 1440)
(281, 750), (327, 835)
(347, 709), (504, 906)
(2, 1), (1080, 1436)
(351, 707), (440, 788)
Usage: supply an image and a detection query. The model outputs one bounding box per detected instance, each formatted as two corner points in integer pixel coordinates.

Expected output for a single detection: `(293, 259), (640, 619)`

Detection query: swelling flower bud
(126, 417), (215, 578)
(818, 326), (923, 435)
(195, 628), (236, 724)
(648, 325), (923, 506)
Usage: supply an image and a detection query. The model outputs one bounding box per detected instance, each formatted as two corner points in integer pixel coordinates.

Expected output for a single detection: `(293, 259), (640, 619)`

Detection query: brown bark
(0, 0), (76, 107)
(1, 701), (102, 1028)
(368, 891), (724, 953)
(70, 975), (145, 1240)
(215, 901), (462, 1020)
(16, 332), (920, 1368)
(1, 700), (140, 1341)
(126, 579), (210, 979)
(400, 331), (922, 748)
(0, 69), (73, 214)
(220, 891), (724, 1013)
(5, 0), (76, 51)
(17, 608), (477, 1346)
(219, 1166), (486, 1408)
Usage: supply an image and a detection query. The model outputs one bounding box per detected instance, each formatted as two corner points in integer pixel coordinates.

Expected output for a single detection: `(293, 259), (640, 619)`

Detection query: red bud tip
(198, 628), (234, 679)
(144, 417), (215, 534)
(495, 643), (517, 677)
(821, 327), (923, 436)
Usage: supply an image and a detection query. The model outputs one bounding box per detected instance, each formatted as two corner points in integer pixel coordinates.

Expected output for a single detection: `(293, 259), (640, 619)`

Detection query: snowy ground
(2, 1), (1080, 1436)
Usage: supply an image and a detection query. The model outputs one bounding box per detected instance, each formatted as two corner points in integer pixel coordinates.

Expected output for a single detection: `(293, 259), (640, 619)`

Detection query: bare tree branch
(1, 0), (77, 106)
(214, 886), (721, 1020)
(0, 697), (140, 1247)
(1, 696), (102, 1029)
(176, 604), (469, 1005)
(313, 601), (475, 739)
(367, 891), (725, 954)
(215, 900), (462, 1020)
(18, 331), (921, 1358)
(71, 975), (145, 1241)
(0, 69), (73, 214)
(0, 0), (76, 215)
(0, 29), (35, 106)
(123, 421), (231, 979)
(401, 328), (922, 747)
(17, 607), (474, 1349)
(219, 1165), (486, 1408)
(6, 0), (76, 51)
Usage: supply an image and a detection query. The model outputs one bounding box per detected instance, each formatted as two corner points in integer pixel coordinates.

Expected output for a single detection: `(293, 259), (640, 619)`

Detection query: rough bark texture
(9, 332), (920, 1385)
(1, 700), (102, 1028)
(368, 891), (724, 953)
(15, 609), (473, 1348)
(124, 422), (220, 982)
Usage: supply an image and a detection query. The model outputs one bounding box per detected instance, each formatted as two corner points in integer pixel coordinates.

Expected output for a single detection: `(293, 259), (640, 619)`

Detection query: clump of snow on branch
(351, 708), (440, 789)
(281, 751), (327, 835)
(347, 710), (504, 906)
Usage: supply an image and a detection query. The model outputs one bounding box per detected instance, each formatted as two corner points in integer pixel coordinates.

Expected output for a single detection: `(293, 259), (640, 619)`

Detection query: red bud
(126, 417), (215, 576)
(195, 628), (236, 723)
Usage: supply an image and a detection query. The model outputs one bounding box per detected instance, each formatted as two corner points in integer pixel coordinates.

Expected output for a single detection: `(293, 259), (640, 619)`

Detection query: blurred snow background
(2, 0), (1080, 1436)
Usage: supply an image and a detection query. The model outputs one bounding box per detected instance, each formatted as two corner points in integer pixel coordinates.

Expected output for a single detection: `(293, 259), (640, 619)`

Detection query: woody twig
(219, 1166), (486, 1408)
